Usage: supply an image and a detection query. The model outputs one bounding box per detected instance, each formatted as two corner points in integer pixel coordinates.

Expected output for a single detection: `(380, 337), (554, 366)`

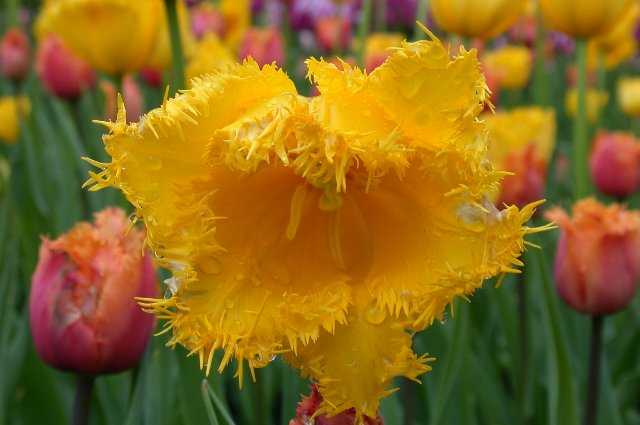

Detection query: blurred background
(1, 0), (640, 424)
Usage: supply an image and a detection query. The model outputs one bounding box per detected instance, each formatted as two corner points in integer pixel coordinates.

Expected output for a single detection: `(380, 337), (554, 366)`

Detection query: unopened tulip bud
(0, 27), (30, 81)
(290, 385), (384, 425)
(482, 46), (532, 90)
(29, 208), (158, 374)
(499, 145), (547, 208)
(314, 16), (352, 53)
(190, 3), (226, 39)
(589, 132), (640, 199)
(140, 68), (163, 88)
(101, 75), (143, 123)
(546, 199), (640, 316)
(36, 35), (96, 100)
(239, 27), (285, 67)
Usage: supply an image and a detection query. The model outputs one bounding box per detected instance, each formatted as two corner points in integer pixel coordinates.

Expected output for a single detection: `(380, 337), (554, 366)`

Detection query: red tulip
(36, 34), (96, 100)
(140, 67), (164, 88)
(0, 27), (30, 81)
(314, 16), (352, 53)
(589, 132), (640, 199)
(239, 27), (285, 66)
(289, 385), (384, 425)
(30, 208), (158, 374)
(498, 145), (547, 208)
(546, 199), (640, 315)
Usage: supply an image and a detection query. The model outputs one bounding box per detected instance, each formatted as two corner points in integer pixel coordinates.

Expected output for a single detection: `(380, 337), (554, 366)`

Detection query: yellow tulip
(0, 96), (30, 144)
(539, 0), (634, 39)
(145, 0), (195, 71)
(220, 0), (250, 49)
(36, 0), (163, 74)
(483, 46), (532, 90)
(185, 34), (235, 84)
(364, 32), (404, 71)
(565, 88), (608, 122)
(587, 2), (638, 70)
(618, 78), (640, 118)
(431, 0), (526, 39)
(86, 33), (548, 420)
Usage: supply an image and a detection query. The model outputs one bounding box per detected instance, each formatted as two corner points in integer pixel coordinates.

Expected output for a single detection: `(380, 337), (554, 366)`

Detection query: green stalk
(584, 316), (604, 425)
(5, 0), (19, 28)
(164, 0), (185, 92)
(533, 8), (549, 106)
(573, 40), (589, 200)
(357, 0), (373, 67)
(71, 375), (95, 425)
(413, 0), (429, 41)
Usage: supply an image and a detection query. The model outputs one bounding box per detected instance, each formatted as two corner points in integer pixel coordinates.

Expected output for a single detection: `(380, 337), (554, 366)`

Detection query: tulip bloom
(36, 35), (96, 100)
(364, 33), (404, 72)
(30, 208), (158, 374)
(0, 96), (30, 145)
(586, 2), (639, 70)
(289, 385), (384, 425)
(589, 132), (640, 199)
(617, 77), (640, 118)
(431, 0), (526, 39)
(546, 199), (640, 315)
(86, 34), (547, 419)
(540, 0), (634, 39)
(101, 75), (144, 123)
(486, 107), (556, 207)
(239, 27), (285, 67)
(185, 34), (234, 84)
(482, 46), (532, 90)
(565, 88), (608, 123)
(0, 27), (30, 81)
(315, 16), (352, 53)
(190, 2), (226, 39)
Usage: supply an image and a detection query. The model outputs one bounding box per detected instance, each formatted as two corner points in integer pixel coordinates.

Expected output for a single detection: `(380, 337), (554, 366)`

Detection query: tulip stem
(532, 8), (548, 106)
(164, 0), (185, 92)
(357, 0), (373, 67)
(413, 0), (429, 41)
(516, 272), (529, 424)
(573, 40), (589, 200)
(72, 374), (95, 425)
(584, 315), (603, 425)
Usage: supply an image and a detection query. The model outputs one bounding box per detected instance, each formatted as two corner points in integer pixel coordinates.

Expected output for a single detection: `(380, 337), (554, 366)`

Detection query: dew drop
(365, 306), (386, 325)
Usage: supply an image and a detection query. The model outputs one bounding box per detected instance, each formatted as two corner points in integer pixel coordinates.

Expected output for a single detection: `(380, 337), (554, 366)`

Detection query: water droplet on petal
(365, 306), (386, 325)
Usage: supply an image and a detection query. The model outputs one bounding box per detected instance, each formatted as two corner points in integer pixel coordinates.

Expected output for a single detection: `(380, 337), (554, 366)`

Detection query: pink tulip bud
(498, 145), (547, 208)
(0, 27), (30, 81)
(589, 132), (640, 199)
(140, 67), (164, 88)
(545, 199), (640, 316)
(36, 35), (96, 100)
(239, 27), (285, 67)
(29, 208), (158, 374)
(314, 16), (352, 53)
(289, 385), (384, 425)
(190, 3), (226, 39)
(101, 75), (143, 123)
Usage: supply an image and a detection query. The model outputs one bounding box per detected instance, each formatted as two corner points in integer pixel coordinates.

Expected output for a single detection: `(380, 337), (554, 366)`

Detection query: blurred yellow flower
(431, 0), (526, 39)
(540, 0), (634, 39)
(0, 96), (30, 144)
(587, 2), (638, 69)
(486, 108), (556, 207)
(185, 34), (234, 84)
(36, 0), (163, 74)
(364, 32), (404, 72)
(566, 88), (609, 122)
(483, 46), (532, 90)
(618, 78), (640, 118)
(220, 0), (250, 49)
(145, 0), (195, 71)
(86, 31), (546, 420)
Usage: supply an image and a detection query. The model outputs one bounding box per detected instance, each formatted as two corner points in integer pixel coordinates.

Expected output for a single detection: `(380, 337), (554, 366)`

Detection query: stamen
(286, 184), (308, 240)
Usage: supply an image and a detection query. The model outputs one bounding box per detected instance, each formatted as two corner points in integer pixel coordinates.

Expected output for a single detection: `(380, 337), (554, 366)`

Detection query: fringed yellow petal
(287, 299), (433, 419)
